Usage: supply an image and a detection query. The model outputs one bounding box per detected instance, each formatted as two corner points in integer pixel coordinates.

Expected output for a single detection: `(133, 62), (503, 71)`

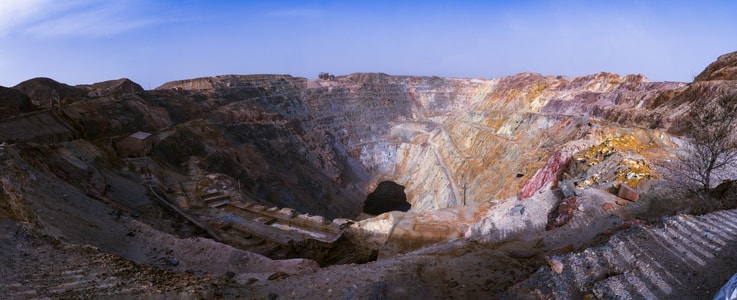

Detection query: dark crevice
(363, 181), (410, 215)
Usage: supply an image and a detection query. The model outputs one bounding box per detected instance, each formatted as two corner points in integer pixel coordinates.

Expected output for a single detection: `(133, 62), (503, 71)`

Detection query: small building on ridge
(116, 131), (156, 157)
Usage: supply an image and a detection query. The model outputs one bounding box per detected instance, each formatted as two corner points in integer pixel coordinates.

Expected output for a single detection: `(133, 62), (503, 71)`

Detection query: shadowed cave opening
(363, 181), (410, 215)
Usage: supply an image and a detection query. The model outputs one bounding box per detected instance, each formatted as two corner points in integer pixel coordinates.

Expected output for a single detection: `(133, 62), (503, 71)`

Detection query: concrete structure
(116, 131), (156, 157)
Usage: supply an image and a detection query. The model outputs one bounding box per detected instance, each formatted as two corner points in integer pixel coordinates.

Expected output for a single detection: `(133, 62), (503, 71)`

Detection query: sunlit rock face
(0, 70), (697, 221)
(1, 51), (737, 287)
(2, 51), (737, 267)
(153, 71), (688, 219)
(695, 50), (737, 81)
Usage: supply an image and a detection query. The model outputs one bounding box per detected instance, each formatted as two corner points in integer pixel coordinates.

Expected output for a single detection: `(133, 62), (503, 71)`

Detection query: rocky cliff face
(150, 71), (691, 217)
(0, 65), (719, 220)
(0, 86), (33, 117)
(1, 50), (737, 298)
(695, 51), (737, 82)
(4, 55), (736, 222)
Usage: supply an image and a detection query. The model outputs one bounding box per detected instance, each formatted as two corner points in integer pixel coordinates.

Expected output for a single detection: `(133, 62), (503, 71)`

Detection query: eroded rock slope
(0, 50), (736, 298)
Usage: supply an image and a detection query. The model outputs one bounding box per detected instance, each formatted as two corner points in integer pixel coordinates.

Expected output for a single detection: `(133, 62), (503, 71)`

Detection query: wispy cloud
(0, 0), (166, 38)
(0, 0), (54, 34)
(26, 3), (158, 38)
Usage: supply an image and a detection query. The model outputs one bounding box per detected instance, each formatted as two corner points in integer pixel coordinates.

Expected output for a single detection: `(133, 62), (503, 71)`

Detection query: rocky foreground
(3, 206), (737, 299)
(0, 51), (736, 299)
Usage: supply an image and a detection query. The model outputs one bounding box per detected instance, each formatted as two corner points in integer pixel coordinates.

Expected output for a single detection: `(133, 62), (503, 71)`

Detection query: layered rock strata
(152, 72), (690, 219)
(0, 51), (735, 266)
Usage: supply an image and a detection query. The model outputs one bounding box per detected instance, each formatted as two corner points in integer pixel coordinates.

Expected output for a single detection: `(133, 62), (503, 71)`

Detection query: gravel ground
(4, 190), (737, 299)
(506, 209), (737, 299)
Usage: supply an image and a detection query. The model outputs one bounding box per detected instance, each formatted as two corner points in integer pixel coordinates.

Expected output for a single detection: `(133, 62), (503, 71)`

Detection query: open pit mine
(1, 51), (737, 299)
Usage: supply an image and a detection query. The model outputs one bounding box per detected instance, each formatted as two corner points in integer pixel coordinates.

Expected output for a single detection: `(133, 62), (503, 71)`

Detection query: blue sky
(1, 1), (736, 89)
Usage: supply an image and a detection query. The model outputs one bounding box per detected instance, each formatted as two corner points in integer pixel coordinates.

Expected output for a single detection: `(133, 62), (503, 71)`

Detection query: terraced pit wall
(156, 72), (690, 219)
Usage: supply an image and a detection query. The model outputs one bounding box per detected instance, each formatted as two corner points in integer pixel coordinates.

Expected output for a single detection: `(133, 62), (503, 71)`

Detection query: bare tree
(676, 90), (737, 193)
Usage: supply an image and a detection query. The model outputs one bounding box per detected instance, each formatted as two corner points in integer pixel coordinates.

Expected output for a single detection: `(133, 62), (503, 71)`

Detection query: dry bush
(656, 90), (737, 215)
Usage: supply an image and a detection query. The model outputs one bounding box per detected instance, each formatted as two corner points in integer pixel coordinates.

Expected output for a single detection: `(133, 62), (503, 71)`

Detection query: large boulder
(546, 196), (577, 230)
(617, 182), (639, 201)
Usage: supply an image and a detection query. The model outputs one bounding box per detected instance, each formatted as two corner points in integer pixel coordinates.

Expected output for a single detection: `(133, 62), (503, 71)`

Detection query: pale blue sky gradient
(1, 0), (736, 88)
